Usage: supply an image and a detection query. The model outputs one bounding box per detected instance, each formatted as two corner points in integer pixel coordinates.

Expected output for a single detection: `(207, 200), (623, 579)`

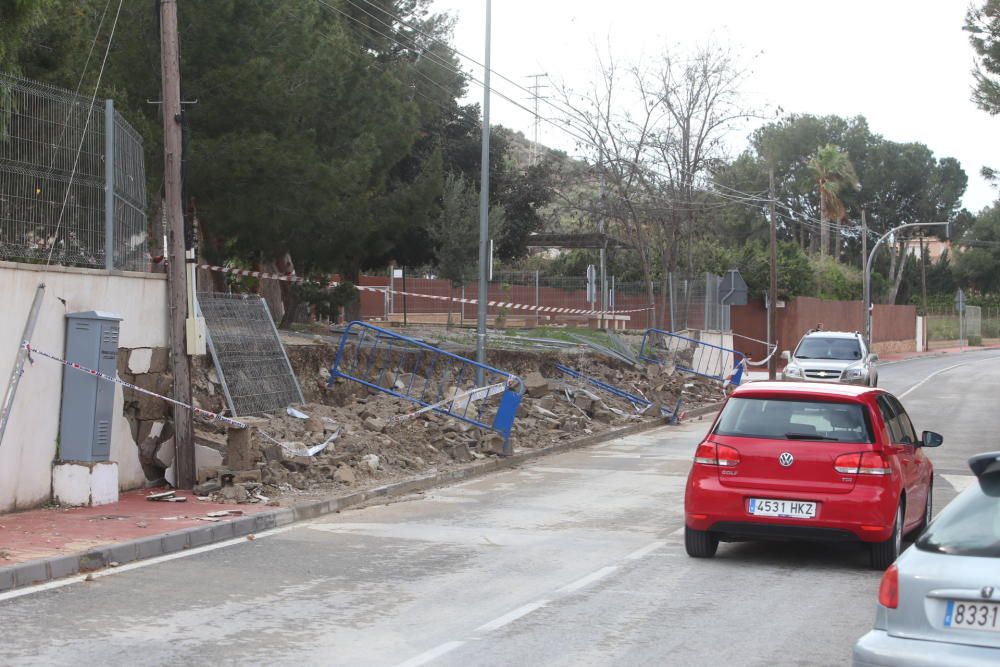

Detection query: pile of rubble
(173, 344), (722, 505)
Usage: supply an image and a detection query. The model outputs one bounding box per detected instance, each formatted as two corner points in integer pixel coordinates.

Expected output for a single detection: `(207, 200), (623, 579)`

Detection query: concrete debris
(160, 336), (722, 504)
(523, 371), (550, 398)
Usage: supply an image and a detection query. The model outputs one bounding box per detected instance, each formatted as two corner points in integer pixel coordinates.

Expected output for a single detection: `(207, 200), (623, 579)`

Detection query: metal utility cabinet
(58, 311), (123, 462)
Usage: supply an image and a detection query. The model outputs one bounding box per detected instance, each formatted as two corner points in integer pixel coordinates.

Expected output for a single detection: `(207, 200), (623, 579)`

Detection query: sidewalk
(0, 404), (723, 594)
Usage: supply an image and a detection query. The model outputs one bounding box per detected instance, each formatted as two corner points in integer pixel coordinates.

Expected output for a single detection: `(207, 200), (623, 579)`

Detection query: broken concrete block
(154, 437), (175, 468)
(592, 409), (614, 424)
(194, 479), (222, 495)
(523, 371), (550, 398)
(538, 395), (556, 411)
(226, 425), (258, 471)
(334, 466), (356, 484)
(363, 416), (387, 433)
(361, 454), (380, 474)
(574, 394), (595, 411)
(479, 433), (505, 455)
(195, 444), (224, 470)
(533, 404), (558, 419)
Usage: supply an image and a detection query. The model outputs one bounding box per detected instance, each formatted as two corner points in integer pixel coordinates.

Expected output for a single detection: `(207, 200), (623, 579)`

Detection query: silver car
(781, 331), (879, 386)
(852, 452), (1000, 666)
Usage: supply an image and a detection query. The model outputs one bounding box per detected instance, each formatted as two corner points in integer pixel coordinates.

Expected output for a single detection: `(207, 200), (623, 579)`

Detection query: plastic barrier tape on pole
(20, 341), (248, 430)
(195, 264), (652, 316)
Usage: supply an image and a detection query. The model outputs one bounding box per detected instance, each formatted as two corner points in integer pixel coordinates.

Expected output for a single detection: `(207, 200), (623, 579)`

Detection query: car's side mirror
(868, 353), (879, 363)
(781, 351), (791, 361)
(922, 430), (943, 447)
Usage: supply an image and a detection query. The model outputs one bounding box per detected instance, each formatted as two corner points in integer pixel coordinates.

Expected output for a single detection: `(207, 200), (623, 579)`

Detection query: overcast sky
(431, 0), (997, 213)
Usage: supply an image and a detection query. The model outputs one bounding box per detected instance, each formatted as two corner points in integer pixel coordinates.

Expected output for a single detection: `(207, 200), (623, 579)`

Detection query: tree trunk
(819, 181), (828, 258)
(886, 241), (907, 305)
(343, 261), (362, 322)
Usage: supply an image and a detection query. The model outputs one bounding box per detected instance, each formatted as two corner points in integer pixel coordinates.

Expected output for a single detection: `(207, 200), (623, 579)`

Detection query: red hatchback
(684, 382), (942, 569)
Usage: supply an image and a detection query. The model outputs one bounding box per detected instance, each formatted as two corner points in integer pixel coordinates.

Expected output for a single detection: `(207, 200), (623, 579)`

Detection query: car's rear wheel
(870, 503), (902, 570)
(685, 526), (719, 558)
(911, 481), (933, 537)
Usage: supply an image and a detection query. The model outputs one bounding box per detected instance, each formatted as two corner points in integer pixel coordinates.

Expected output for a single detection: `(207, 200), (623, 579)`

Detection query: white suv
(781, 331), (879, 386)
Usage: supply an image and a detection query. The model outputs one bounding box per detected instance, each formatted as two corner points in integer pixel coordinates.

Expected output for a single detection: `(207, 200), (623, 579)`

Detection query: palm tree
(808, 144), (860, 259)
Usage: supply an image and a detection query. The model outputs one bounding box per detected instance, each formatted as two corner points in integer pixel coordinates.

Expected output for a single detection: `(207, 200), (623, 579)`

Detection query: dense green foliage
(9, 0), (553, 291)
(966, 0), (1000, 115)
(5, 5), (998, 317)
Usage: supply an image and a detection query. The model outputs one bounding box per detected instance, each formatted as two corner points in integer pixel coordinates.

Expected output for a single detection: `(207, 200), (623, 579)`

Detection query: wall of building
(0, 261), (168, 512)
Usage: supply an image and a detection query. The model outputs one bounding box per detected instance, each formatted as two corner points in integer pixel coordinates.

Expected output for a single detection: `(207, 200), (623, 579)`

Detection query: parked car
(684, 381), (940, 569)
(852, 452), (1000, 666)
(781, 330), (879, 386)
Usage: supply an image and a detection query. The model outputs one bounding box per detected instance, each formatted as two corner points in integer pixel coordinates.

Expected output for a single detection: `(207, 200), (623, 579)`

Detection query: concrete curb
(0, 401), (723, 593)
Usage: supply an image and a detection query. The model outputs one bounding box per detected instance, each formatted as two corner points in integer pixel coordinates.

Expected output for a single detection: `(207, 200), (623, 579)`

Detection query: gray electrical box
(58, 311), (123, 462)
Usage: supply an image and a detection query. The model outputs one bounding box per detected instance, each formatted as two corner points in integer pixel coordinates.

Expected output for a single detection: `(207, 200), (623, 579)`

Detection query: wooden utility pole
(768, 167), (778, 380)
(160, 0), (195, 488)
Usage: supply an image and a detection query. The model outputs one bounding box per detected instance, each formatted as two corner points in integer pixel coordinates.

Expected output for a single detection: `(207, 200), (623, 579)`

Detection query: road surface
(1, 350), (997, 666)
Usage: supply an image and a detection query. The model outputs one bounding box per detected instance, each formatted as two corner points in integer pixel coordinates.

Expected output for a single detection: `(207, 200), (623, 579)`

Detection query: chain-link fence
(926, 304), (987, 344)
(380, 269), (731, 332)
(0, 73), (148, 271)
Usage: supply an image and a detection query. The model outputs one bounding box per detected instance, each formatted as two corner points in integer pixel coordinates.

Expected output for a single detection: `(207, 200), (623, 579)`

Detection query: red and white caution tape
(21, 341), (249, 430)
(196, 263), (652, 317)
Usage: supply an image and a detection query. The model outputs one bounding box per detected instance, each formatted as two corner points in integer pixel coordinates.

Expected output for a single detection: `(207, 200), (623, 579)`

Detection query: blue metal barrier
(554, 364), (682, 424)
(639, 329), (747, 385)
(328, 322), (524, 454)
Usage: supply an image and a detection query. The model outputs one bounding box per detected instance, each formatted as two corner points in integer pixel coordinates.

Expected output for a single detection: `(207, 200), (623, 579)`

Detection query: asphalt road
(1, 351), (998, 667)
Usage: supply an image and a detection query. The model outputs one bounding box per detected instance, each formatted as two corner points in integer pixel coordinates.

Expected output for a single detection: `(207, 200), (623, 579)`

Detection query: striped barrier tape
(196, 263), (652, 317)
(21, 341), (249, 430)
(19, 342), (512, 453)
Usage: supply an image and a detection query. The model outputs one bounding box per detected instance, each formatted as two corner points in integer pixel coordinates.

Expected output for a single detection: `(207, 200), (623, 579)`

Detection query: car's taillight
(834, 452), (891, 475)
(716, 444), (740, 467)
(878, 564), (899, 608)
(694, 442), (740, 466)
(834, 453), (861, 474)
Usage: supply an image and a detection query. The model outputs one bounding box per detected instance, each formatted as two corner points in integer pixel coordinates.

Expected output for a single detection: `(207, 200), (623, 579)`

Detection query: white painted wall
(0, 261), (168, 512)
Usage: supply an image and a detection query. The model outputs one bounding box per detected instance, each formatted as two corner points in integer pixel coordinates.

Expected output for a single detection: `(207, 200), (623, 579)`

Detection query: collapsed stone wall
(116, 339), (722, 499)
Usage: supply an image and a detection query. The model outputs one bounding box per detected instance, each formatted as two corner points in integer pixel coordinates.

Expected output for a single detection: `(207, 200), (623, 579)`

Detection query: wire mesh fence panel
(199, 292), (304, 417)
(965, 305), (982, 339)
(0, 73), (147, 270)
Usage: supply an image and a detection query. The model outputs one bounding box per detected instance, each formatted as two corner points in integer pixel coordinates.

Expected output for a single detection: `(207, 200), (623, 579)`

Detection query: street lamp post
(864, 222), (948, 345)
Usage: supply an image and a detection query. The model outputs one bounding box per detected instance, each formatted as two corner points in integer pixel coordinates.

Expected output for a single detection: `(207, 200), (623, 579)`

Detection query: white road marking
(392, 641), (466, 667)
(941, 474), (976, 494)
(0, 524), (300, 602)
(898, 361), (970, 398)
(557, 566), (619, 594)
(897, 355), (1000, 399)
(625, 540), (666, 560)
(474, 600), (550, 633)
(670, 527), (686, 537)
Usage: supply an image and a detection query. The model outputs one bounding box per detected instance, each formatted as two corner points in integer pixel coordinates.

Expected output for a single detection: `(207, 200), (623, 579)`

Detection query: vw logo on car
(779, 452), (794, 467)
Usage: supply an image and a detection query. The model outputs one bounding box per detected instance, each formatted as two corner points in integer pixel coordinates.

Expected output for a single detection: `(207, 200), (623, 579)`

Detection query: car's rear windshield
(916, 481), (1000, 558)
(713, 397), (874, 443)
(795, 337), (862, 361)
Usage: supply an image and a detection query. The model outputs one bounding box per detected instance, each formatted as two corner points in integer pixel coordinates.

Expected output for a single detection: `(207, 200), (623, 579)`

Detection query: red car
(684, 382), (942, 569)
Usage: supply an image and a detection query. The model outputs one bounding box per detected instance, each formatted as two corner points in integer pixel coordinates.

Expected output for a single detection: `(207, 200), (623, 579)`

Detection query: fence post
(535, 270), (540, 327)
(104, 99), (115, 271)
